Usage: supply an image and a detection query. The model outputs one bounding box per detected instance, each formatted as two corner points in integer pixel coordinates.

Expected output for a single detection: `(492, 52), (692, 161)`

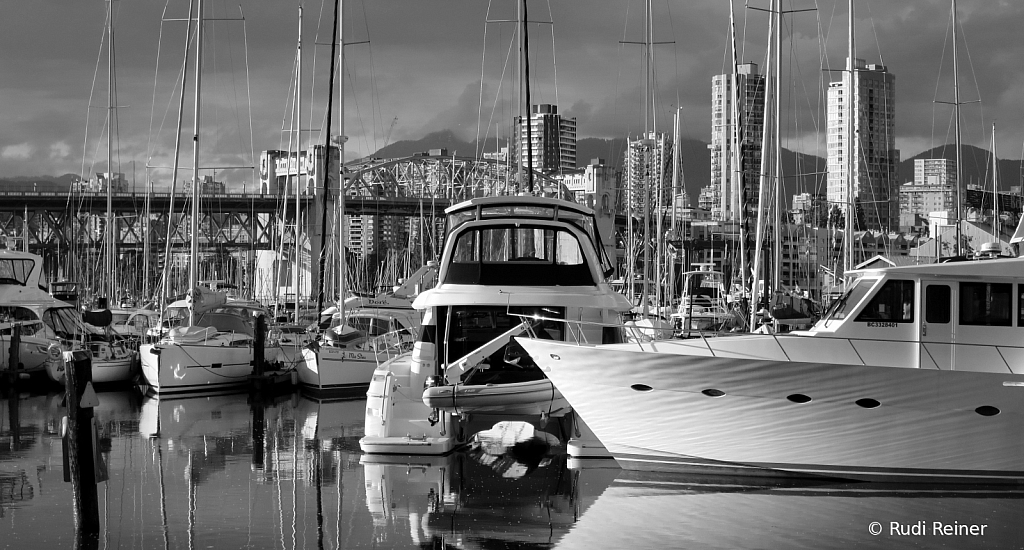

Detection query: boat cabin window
(1019, 285), (1024, 327)
(0, 259), (34, 286)
(925, 285), (951, 324)
(821, 277), (875, 321)
(959, 282), (1011, 327)
(42, 306), (86, 338)
(347, 315), (406, 337)
(854, 279), (915, 323)
(444, 225), (593, 286)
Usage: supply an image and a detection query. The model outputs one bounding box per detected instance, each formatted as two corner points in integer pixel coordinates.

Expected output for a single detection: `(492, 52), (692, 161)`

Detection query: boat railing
(515, 313), (1024, 373)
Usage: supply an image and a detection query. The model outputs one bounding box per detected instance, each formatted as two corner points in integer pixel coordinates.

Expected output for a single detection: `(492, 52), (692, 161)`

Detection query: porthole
(855, 398), (880, 409)
(787, 393), (812, 404)
(630, 384), (653, 393)
(702, 389), (726, 398)
(975, 406), (1000, 417)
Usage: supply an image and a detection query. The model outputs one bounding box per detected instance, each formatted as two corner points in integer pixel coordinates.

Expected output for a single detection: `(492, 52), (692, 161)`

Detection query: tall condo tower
(624, 132), (679, 215)
(826, 57), (899, 232)
(514, 104), (577, 175)
(708, 63), (766, 222)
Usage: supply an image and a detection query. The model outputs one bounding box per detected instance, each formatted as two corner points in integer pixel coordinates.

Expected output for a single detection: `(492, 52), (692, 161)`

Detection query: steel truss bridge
(0, 154), (568, 283)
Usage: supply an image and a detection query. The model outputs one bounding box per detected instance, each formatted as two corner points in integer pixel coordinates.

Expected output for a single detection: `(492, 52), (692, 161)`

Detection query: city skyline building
(707, 62), (766, 223)
(623, 131), (681, 216)
(514, 104), (577, 175)
(826, 57), (900, 232)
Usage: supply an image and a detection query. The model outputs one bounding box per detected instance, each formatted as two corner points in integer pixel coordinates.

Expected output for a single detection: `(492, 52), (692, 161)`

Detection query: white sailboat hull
(516, 338), (1024, 484)
(297, 345), (390, 395)
(139, 342), (253, 394)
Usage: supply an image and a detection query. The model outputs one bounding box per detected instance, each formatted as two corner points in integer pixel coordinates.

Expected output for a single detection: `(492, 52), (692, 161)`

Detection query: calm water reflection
(1, 389), (1022, 549)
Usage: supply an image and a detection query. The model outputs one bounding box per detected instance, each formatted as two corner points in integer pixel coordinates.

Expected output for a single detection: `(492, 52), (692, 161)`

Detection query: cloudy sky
(1, 0), (1021, 189)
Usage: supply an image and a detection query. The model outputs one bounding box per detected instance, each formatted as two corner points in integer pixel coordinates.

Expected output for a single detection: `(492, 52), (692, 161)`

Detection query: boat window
(925, 285), (951, 324)
(1019, 285), (1024, 327)
(821, 277), (874, 322)
(0, 259), (33, 286)
(855, 279), (915, 323)
(0, 306), (39, 324)
(347, 315), (403, 337)
(959, 282), (1011, 327)
(42, 306), (87, 338)
(444, 225), (593, 285)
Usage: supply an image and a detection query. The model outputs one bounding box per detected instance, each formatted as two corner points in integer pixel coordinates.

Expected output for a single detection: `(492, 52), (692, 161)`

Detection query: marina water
(1, 390), (1022, 549)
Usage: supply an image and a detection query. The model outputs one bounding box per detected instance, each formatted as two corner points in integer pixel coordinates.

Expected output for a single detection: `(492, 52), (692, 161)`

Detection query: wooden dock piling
(62, 350), (100, 535)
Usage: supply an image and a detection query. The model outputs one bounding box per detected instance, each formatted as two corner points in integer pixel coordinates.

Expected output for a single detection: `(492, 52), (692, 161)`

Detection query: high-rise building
(623, 132), (681, 215)
(900, 159), (957, 216)
(707, 63), (766, 222)
(514, 104), (577, 175)
(826, 58), (900, 232)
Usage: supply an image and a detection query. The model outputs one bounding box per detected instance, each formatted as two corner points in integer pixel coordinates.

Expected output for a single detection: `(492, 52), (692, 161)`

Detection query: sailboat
(139, 0), (277, 395)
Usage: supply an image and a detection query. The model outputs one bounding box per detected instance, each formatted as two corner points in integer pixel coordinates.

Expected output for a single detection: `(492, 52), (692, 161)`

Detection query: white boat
(297, 264), (434, 396)
(670, 264), (737, 334)
(518, 246), (1024, 484)
(0, 248), (133, 385)
(359, 195), (632, 456)
(139, 293), (276, 394)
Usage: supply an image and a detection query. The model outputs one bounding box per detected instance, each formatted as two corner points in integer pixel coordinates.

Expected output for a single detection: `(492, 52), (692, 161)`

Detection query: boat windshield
(0, 258), (34, 286)
(41, 306), (92, 339)
(446, 204), (614, 277)
(444, 224), (594, 285)
(819, 277), (876, 323)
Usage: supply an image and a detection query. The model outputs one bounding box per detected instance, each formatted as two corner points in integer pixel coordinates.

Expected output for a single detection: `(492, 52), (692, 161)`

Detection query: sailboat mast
(295, 5), (303, 324)
(522, 0), (534, 193)
(772, 0), (782, 294)
(189, 0), (205, 325)
(844, 0), (856, 276)
(991, 122), (999, 240)
(730, 0), (746, 297)
(749, 0), (776, 330)
(337, 0), (346, 324)
(158, 0), (195, 317)
(316, 0), (341, 341)
(952, 0), (963, 256)
(640, 0), (652, 319)
(106, 0), (115, 303)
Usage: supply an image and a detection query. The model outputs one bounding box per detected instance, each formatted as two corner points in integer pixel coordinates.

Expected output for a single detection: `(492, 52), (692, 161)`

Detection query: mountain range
(5, 132), (1021, 209)
(371, 131), (1023, 208)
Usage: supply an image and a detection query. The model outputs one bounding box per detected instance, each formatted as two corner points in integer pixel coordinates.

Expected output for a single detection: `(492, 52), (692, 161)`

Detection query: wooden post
(253, 314), (266, 377)
(63, 350), (100, 534)
(8, 323), (20, 381)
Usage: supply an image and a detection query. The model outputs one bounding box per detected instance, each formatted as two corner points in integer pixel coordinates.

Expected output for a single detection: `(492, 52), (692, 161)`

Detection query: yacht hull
(139, 342), (253, 394)
(516, 338), (1024, 484)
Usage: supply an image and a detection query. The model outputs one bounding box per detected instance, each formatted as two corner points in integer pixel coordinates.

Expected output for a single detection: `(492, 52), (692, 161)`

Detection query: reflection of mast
(187, 451), (196, 550)
(155, 441), (170, 550)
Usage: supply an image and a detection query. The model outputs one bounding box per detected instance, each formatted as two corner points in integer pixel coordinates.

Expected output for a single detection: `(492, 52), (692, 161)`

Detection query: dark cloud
(1, 0), (1021, 184)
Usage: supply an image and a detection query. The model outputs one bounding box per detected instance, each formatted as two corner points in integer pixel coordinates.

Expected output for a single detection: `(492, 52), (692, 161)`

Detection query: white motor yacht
(0, 249), (132, 385)
(359, 195), (631, 456)
(519, 245), (1024, 484)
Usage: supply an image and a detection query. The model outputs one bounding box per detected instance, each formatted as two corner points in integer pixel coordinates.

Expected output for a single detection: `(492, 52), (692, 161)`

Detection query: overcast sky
(1, 0), (1021, 189)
